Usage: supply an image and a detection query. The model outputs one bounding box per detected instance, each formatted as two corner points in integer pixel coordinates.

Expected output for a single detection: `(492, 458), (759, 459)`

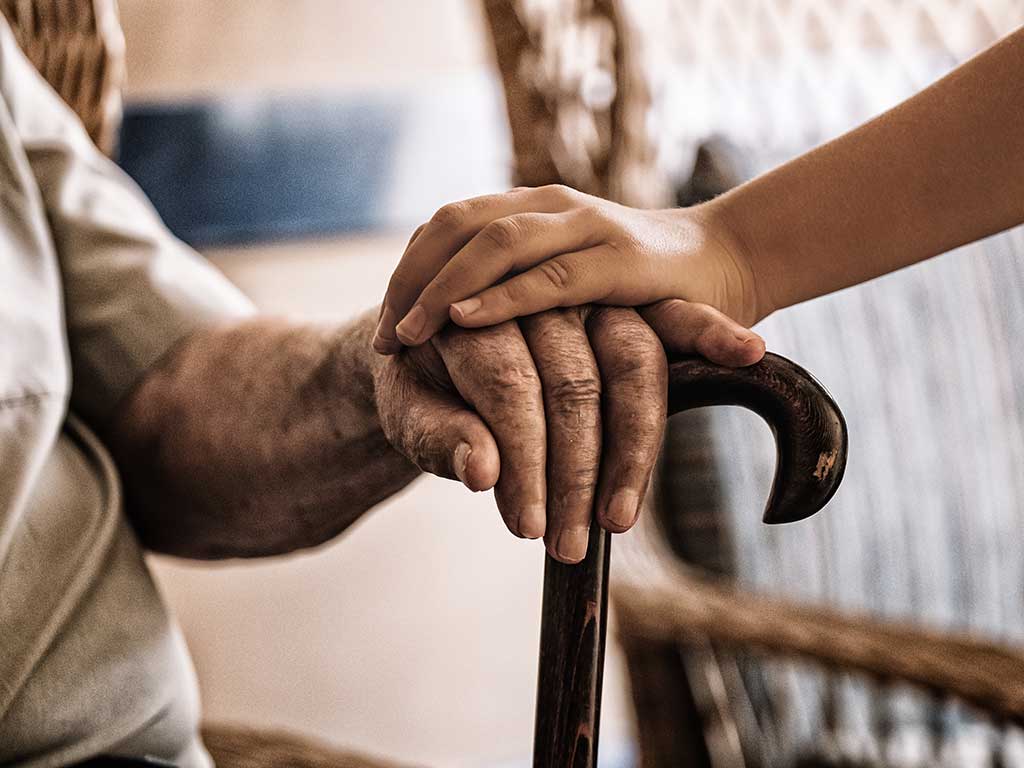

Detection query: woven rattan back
(483, 0), (1024, 207)
(615, 0), (1024, 191)
(0, 0), (124, 155)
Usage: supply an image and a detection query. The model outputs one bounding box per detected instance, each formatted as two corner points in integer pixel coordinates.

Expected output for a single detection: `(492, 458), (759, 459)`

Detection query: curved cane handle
(667, 352), (848, 524)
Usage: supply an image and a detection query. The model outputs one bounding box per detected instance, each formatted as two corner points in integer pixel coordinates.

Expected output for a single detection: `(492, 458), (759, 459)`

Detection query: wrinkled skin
(375, 306), (667, 563)
(111, 307), (666, 565)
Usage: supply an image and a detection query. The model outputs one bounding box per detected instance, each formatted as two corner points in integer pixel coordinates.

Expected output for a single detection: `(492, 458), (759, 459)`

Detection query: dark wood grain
(666, 353), (847, 524)
(534, 521), (611, 767)
(533, 353), (848, 767)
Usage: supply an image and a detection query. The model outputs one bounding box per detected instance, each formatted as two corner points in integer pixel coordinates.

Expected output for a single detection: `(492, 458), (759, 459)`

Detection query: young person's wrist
(674, 201), (770, 327)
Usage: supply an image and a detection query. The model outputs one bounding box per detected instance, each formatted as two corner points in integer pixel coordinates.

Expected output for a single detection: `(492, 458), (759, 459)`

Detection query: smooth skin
(373, 26), (1024, 351)
(107, 307), (666, 565)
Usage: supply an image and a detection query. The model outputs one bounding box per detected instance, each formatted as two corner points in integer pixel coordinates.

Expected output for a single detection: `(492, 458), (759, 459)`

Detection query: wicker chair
(0, 0), (123, 154)
(480, 1), (1024, 766)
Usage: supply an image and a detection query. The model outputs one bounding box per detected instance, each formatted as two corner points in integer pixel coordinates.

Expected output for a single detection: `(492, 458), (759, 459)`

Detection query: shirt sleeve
(0, 19), (256, 426)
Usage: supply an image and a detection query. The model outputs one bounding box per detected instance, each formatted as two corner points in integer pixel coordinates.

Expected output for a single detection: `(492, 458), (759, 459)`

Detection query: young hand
(373, 185), (766, 366)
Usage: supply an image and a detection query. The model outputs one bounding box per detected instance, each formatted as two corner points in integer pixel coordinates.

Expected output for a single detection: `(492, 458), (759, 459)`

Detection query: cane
(533, 352), (848, 767)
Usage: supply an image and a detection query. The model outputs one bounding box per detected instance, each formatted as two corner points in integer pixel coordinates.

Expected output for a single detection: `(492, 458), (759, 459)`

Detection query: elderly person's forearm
(106, 303), (670, 564)
(105, 310), (418, 559)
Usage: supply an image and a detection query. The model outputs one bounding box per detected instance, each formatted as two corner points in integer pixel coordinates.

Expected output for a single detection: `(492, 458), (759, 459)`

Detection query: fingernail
(451, 297), (482, 322)
(556, 527), (589, 563)
(605, 489), (639, 530)
(395, 305), (426, 345)
(518, 504), (546, 540)
(454, 442), (472, 487)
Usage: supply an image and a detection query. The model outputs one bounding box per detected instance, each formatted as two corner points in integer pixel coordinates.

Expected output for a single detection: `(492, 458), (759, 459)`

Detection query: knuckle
(598, 319), (666, 381)
(543, 183), (580, 206)
(647, 298), (681, 324)
(538, 259), (574, 292)
(479, 218), (522, 251)
(582, 203), (617, 230)
(546, 374), (602, 417)
(606, 228), (645, 261)
(550, 470), (598, 509)
(591, 307), (636, 342)
(497, 278), (528, 305)
(486, 363), (542, 405)
(431, 202), (469, 231)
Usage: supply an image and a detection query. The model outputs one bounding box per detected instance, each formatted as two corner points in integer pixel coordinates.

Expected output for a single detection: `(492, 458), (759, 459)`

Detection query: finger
(397, 208), (607, 347)
(376, 349), (500, 492)
(377, 185), (584, 352)
(432, 321), (548, 539)
(587, 307), (668, 533)
(640, 299), (766, 367)
(520, 310), (602, 564)
(406, 223), (428, 249)
(373, 224), (429, 347)
(448, 245), (628, 328)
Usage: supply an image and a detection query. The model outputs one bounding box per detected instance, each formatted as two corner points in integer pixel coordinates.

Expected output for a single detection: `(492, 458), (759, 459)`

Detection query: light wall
(118, 2), (635, 765)
(119, 0), (490, 99)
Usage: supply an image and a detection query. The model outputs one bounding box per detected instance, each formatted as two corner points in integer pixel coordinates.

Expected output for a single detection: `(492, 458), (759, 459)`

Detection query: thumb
(378, 362), (501, 492)
(640, 299), (766, 367)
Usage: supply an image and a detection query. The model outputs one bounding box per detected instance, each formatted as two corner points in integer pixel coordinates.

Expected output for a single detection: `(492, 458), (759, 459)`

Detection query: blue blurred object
(117, 95), (402, 247)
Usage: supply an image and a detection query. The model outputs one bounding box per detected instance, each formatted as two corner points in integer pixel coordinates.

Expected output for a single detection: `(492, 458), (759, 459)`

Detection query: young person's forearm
(709, 27), (1024, 321)
(106, 311), (420, 559)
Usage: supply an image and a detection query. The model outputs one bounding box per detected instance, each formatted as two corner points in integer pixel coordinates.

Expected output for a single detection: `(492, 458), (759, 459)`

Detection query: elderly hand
(372, 186), (766, 367)
(373, 306), (667, 563)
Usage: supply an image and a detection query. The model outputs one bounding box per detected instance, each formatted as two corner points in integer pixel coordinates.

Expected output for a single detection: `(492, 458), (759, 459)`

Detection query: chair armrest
(613, 567), (1024, 723)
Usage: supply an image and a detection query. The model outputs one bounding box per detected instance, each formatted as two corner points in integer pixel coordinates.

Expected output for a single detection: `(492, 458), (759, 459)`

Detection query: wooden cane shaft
(534, 523), (610, 767)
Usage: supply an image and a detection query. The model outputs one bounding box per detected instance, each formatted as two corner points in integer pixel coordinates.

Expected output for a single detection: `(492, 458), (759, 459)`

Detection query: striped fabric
(658, 212), (1024, 764)
(726, 227), (1024, 638)
(705, 225), (1024, 762)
